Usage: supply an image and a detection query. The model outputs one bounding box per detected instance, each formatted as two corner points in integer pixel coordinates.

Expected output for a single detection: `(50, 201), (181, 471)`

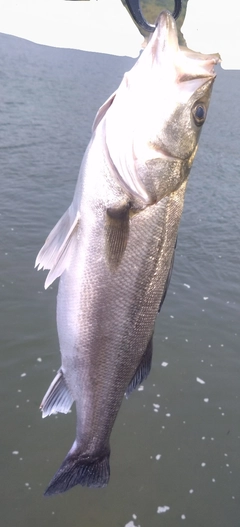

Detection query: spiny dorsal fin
(158, 237), (177, 313)
(126, 335), (153, 397)
(105, 202), (130, 270)
(35, 205), (80, 289)
(40, 369), (74, 418)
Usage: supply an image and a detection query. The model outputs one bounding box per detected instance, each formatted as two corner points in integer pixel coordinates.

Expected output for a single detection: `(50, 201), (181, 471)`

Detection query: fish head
(139, 10), (219, 161)
(102, 11), (220, 205)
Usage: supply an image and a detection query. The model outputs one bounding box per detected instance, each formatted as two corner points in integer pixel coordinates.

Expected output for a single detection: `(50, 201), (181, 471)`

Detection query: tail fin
(44, 445), (110, 496)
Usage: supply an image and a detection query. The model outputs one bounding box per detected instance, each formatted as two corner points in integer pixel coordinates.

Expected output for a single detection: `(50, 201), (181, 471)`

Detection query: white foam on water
(156, 454), (161, 460)
(20, 373), (26, 377)
(157, 506), (170, 514)
(161, 362), (168, 367)
(183, 283), (190, 288)
(138, 385), (144, 391)
(12, 451), (19, 455)
(196, 377), (205, 384)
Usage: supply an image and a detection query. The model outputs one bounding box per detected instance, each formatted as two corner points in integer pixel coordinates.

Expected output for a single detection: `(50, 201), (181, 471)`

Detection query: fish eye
(192, 103), (206, 127)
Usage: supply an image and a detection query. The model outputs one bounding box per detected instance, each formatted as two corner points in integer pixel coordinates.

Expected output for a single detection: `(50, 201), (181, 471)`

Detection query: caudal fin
(44, 446), (110, 496)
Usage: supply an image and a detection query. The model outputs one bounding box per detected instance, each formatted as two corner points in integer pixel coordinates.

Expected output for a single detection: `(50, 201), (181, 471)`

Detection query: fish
(35, 10), (220, 496)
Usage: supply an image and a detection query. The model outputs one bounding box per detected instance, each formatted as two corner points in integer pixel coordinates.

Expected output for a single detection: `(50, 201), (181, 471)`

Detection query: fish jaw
(103, 11), (220, 206)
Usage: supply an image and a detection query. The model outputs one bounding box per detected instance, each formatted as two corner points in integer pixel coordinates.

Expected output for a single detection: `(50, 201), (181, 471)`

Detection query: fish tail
(44, 443), (110, 496)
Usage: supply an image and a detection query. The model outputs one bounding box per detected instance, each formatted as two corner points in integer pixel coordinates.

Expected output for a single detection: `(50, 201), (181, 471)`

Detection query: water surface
(1, 33), (240, 527)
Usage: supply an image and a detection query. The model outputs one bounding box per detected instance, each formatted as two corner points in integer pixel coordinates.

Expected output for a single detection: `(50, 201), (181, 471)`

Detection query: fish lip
(150, 11), (220, 79)
(152, 10), (179, 57)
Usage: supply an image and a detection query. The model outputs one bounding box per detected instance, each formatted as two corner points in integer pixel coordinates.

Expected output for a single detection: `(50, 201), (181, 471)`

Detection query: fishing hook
(124, 0), (182, 32)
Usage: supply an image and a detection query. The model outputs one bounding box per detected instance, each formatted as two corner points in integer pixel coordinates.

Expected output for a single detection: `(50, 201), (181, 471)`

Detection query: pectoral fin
(35, 204), (80, 289)
(92, 91), (116, 132)
(105, 203), (130, 269)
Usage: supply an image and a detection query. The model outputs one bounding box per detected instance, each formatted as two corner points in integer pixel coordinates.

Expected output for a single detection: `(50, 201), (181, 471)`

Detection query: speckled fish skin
(35, 11), (220, 495)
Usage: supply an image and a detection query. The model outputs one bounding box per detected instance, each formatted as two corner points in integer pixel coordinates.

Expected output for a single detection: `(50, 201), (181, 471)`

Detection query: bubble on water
(37, 357), (42, 362)
(181, 514), (186, 520)
(132, 514), (137, 520)
(20, 373), (26, 377)
(12, 451), (19, 455)
(204, 398), (209, 403)
(183, 283), (190, 288)
(166, 413), (171, 417)
(153, 404), (160, 409)
(201, 462), (206, 467)
(156, 454), (161, 460)
(189, 489), (194, 494)
(138, 385), (144, 391)
(203, 297), (209, 300)
(212, 478), (216, 482)
(161, 362), (168, 367)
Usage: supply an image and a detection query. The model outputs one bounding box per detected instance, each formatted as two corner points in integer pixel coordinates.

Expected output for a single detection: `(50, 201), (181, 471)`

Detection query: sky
(0, 0), (239, 68)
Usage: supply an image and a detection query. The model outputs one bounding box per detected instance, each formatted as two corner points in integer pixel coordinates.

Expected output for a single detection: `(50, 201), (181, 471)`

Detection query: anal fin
(40, 369), (74, 418)
(126, 335), (153, 397)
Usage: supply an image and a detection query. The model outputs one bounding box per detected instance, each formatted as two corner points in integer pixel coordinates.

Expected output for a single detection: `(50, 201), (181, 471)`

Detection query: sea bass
(36, 11), (219, 495)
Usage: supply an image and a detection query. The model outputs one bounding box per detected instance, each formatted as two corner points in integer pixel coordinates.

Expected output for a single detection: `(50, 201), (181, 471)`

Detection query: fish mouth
(151, 11), (220, 81)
